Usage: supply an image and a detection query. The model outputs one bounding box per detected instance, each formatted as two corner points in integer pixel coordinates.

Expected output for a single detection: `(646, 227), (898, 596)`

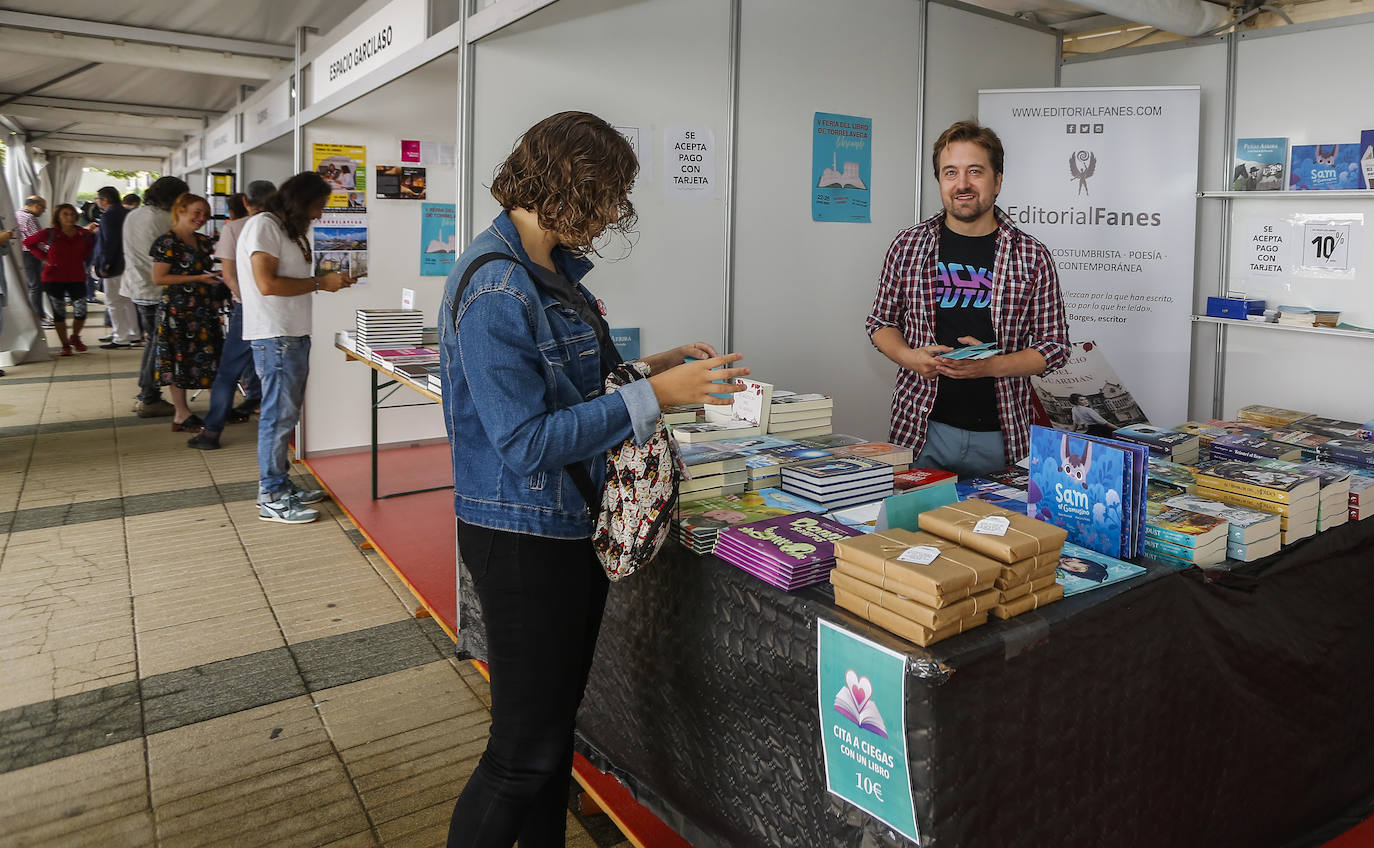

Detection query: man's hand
(934, 356), (1001, 379)
(903, 344), (953, 379)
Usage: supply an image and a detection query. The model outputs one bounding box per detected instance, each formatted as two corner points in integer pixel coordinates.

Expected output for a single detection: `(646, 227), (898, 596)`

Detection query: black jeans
(135, 302), (162, 403)
(23, 253), (46, 320)
(448, 521), (609, 848)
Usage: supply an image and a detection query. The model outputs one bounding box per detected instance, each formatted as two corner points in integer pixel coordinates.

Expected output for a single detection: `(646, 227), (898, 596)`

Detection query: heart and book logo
(833, 669), (888, 738)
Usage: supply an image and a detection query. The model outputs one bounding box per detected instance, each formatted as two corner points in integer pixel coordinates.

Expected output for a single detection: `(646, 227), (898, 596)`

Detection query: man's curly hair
(491, 111), (638, 254)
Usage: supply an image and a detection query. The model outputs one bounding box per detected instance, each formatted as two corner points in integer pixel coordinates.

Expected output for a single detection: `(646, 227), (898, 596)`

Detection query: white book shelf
(1198, 190), (1373, 199)
(1191, 314), (1374, 340)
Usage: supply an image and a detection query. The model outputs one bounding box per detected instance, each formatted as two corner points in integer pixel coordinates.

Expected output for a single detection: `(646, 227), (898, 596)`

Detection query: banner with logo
(817, 619), (919, 843)
(978, 87), (1200, 428)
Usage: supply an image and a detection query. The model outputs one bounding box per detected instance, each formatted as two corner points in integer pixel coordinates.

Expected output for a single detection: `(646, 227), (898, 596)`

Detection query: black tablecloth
(458, 518), (1374, 847)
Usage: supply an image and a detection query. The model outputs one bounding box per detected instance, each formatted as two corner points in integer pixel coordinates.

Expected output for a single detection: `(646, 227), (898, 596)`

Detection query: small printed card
(973, 516), (1010, 536)
(897, 545), (942, 565)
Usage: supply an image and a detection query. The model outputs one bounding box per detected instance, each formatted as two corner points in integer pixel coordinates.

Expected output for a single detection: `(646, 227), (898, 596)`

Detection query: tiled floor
(0, 316), (630, 848)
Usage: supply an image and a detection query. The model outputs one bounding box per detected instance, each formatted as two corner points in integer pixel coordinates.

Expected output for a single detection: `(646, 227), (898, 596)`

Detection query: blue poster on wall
(420, 202), (457, 276)
(813, 112), (872, 223)
(817, 619), (919, 843)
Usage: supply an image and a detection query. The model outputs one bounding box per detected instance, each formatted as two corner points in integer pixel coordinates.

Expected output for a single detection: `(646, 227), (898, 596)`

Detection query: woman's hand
(648, 353), (749, 407)
(200, 272), (220, 284)
(642, 342), (719, 375)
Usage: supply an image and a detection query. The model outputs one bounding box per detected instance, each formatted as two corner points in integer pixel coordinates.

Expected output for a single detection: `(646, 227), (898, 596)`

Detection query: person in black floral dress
(150, 193), (226, 431)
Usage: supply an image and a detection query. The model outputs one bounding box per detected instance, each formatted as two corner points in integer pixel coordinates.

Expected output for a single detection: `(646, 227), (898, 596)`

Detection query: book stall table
(457, 516), (1374, 847)
(336, 340), (450, 500)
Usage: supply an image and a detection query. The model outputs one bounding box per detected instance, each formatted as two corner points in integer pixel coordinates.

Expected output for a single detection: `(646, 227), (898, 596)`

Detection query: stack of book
(356, 309), (425, 353)
(722, 440), (830, 491)
(916, 500), (1068, 620)
(1275, 306), (1316, 327)
(661, 404), (703, 426)
(1208, 433), (1302, 463)
(830, 529), (1001, 646)
(1142, 501), (1229, 568)
(1318, 439), (1374, 471)
(1350, 476), (1374, 521)
(1055, 542), (1147, 595)
(1026, 425), (1147, 559)
(714, 512), (861, 591)
(796, 434), (867, 450)
(1146, 457), (1197, 495)
(894, 467), (956, 492)
(832, 441), (914, 471)
(394, 362), (440, 386)
(671, 488), (824, 554)
(1263, 429), (1333, 461)
(765, 392), (834, 439)
(780, 456), (894, 510)
(1160, 493), (1282, 562)
(1237, 404), (1312, 429)
(678, 443), (748, 503)
(1194, 462), (1320, 545)
(1291, 416), (1365, 440)
(369, 347), (439, 368)
(1255, 459), (1352, 531)
(1112, 424), (1200, 464)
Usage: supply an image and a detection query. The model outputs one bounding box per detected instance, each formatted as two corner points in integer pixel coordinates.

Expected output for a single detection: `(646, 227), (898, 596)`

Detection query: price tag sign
(1301, 223), (1351, 271)
(401, 287), (416, 310)
(973, 516), (1010, 536)
(897, 545), (941, 565)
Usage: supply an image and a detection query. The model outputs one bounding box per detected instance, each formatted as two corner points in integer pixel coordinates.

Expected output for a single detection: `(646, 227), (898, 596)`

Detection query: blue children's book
(1361, 130), (1374, 190)
(1289, 143), (1363, 190)
(1055, 542), (1147, 596)
(1027, 425), (1130, 558)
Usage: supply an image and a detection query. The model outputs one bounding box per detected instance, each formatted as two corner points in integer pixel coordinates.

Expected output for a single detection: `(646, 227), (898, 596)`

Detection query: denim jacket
(440, 211), (660, 539)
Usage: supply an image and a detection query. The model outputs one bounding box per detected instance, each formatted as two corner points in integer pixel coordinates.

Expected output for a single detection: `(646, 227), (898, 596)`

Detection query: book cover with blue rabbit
(1027, 425), (1128, 558)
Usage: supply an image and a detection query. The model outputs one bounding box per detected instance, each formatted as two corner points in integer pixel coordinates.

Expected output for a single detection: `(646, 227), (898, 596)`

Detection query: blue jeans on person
(204, 304), (255, 433)
(134, 301), (163, 404)
(23, 253), (46, 320)
(914, 419), (1006, 480)
(251, 335), (311, 500)
(448, 521), (608, 848)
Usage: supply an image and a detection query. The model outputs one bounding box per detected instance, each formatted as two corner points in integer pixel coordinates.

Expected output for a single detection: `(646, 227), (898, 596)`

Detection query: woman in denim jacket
(440, 112), (747, 847)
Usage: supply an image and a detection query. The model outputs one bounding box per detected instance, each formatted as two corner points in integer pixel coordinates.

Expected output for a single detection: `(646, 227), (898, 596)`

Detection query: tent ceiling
(0, 0), (367, 168)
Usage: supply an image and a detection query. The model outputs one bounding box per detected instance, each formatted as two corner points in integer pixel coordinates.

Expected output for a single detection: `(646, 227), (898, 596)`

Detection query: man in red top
(866, 121), (1069, 478)
(24, 202), (96, 355)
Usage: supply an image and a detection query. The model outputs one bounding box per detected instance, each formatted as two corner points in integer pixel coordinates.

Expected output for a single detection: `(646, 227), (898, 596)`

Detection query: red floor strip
(301, 444), (458, 633)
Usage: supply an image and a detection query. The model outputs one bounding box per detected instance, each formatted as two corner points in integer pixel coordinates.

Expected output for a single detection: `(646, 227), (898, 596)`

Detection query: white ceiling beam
(32, 138), (177, 157)
(0, 27), (287, 80)
(0, 11), (294, 58)
(0, 103), (204, 133)
(0, 93), (222, 119)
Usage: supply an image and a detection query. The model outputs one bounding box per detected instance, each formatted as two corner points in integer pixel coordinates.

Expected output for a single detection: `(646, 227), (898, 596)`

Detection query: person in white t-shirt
(238, 172), (356, 524)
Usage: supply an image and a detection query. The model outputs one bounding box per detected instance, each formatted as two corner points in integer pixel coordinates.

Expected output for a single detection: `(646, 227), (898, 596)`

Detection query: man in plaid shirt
(866, 121), (1069, 477)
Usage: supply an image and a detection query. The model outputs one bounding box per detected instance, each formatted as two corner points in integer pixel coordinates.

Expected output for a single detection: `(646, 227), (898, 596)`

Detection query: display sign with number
(1302, 223), (1351, 270)
(1291, 213), (1363, 279)
(817, 619), (919, 843)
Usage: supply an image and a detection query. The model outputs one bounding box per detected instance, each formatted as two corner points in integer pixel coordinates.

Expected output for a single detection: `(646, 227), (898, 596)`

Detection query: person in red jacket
(24, 202), (96, 355)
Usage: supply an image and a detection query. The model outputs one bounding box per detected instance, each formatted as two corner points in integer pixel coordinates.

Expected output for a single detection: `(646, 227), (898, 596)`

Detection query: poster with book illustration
(812, 112), (872, 223)
(420, 203), (456, 276)
(1030, 340), (1147, 435)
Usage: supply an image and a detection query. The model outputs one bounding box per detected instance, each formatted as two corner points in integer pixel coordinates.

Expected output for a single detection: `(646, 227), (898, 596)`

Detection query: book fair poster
(312, 212), (369, 284)
(312, 142), (368, 210)
(420, 203), (456, 277)
(812, 112), (872, 223)
(817, 619), (919, 843)
(979, 87), (1200, 428)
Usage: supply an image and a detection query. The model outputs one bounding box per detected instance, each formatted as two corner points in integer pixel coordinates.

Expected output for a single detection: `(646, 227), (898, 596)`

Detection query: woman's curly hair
(491, 111), (638, 255)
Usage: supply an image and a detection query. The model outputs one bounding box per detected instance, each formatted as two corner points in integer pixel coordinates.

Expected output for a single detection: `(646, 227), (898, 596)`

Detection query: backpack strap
(449, 251), (602, 519)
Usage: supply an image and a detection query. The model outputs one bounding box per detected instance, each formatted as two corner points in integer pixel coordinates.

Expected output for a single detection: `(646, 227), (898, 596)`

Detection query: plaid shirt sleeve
(865, 230), (915, 341)
(1020, 238), (1070, 374)
(15, 210), (39, 242)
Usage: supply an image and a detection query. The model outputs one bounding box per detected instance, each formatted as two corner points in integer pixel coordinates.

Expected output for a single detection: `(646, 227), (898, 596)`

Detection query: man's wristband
(312, 275), (320, 291)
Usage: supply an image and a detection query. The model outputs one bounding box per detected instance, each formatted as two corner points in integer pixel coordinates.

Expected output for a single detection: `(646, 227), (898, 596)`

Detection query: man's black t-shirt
(928, 225), (1000, 432)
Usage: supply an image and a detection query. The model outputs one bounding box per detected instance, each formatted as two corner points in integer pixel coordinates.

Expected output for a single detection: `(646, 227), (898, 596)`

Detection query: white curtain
(0, 145), (49, 366)
(39, 152), (85, 208)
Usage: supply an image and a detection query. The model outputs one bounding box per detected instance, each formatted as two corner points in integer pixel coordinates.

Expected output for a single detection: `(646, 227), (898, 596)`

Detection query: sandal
(171, 414), (205, 432)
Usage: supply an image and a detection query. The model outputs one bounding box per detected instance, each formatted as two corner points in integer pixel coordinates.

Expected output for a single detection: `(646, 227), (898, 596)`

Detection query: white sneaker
(258, 493), (319, 524)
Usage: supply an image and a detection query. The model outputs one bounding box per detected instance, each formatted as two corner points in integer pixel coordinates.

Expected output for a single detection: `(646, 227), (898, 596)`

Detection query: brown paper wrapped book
(918, 500), (1067, 563)
(996, 581), (1034, 603)
(990, 582), (1065, 619)
(832, 530), (1003, 603)
(833, 585), (989, 647)
(995, 551), (1061, 584)
(993, 559), (1060, 591)
(832, 561), (974, 609)
(830, 569), (997, 630)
